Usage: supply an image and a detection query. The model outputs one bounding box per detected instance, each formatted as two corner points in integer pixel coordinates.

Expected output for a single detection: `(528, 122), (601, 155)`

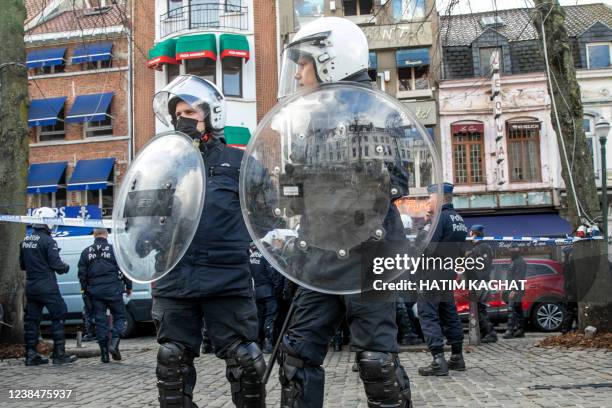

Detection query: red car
(454, 259), (567, 332)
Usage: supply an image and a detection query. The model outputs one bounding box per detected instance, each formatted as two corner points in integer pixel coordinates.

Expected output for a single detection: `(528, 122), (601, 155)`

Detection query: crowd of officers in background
(20, 202), (578, 376)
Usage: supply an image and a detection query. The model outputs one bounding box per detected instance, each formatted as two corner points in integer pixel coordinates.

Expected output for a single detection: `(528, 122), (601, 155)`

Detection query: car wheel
(123, 310), (136, 338)
(532, 302), (565, 332)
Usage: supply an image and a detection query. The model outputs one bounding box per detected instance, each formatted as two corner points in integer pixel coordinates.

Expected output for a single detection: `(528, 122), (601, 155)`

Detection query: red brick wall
(131, 0), (156, 153)
(254, 0), (279, 121)
(26, 36), (130, 205)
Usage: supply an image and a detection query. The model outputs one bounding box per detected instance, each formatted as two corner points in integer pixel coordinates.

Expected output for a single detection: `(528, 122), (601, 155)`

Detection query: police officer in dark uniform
(20, 207), (77, 366)
(78, 228), (131, 363)
(249, 243), (282, 354)
(150, 75), (265, 408)
(417, 183), (467, 376)
(466, 225), (497, 343)
(503, 248), (527, 339)
(274, 18), (413, 407)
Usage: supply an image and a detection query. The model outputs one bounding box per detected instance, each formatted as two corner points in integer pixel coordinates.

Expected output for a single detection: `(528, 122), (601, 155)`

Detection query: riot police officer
(274, 18), (413, 407)
(78, 228), (131, 363)
(467, 225), (497, 343)
(249, 243), (282, 353)
(503, 248), (527, 339)
(417, 183), (467, 376)
(20, 207), (77, 366)
(151, 75), (265, 408)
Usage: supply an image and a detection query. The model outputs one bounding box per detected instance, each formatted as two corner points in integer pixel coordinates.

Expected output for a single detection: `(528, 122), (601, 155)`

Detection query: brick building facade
(24, 0), (155, 223)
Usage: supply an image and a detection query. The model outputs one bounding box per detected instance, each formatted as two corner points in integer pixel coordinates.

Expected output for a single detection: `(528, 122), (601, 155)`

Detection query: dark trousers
(477, 301), (496, 337)
(82, 293), (96, 336)
(91, 294), (127, 345)
(507, 301), (525, 331)
(417, 291), (464, 355)
(282, 287), (401, 407)
(397, 299), (420, 341)
(152, 295), (258, 358)
(256, 296), (278, 345)
(24, 292), (67, 348)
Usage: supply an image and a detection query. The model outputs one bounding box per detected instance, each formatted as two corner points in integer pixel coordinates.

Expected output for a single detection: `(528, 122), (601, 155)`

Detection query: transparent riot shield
(241, 83), (443, 294)
(112, 132), (205, 283)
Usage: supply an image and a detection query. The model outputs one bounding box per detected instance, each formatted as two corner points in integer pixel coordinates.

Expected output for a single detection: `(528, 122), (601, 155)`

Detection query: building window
(507, 122), (541, 182)
(166, 63), (180, 83)
(398, 66), (429, 91)
(34, 64), (65, 75)
(586, 42), (611, 69)
(38, 109), (65, 142)
(452, 124), (484, 184)
(185, 58), (216, 83)
(342, 0), (372, 16)
(584, 115), (599, 179)
(168, 0), (183, 15)
(293, 0), (324, 28)
(84, 109), (113, 138)
(368, 51), (377, 82)
(222, 57), (242, 97)
(392, 0), (425, 21)
(82, 59), (112, 71)
(35, 189), (67, 208)
(479, 46), (502, 76)
(225, 0), (241, 12)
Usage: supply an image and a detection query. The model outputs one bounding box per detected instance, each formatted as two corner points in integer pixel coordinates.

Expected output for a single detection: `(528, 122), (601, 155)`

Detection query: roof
(25, 2), (126, 35)
(441, 3), (612, 47)
(24, 0), (48, 25)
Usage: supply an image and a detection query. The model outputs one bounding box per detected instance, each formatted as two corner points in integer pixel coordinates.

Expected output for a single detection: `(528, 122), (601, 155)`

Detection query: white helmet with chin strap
(278, 17), (369, 99)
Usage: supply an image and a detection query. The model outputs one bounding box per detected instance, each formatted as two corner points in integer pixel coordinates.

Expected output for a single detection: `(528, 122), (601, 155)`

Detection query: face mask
(175, 116), (202, 141)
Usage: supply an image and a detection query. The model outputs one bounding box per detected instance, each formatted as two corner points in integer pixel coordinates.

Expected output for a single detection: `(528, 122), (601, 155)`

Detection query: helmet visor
(278, 33), (330, 99)
(153, 75), (224, 127)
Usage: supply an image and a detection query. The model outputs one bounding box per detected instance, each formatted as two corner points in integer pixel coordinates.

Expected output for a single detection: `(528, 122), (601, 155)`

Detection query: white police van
(42, 234), (152, 337)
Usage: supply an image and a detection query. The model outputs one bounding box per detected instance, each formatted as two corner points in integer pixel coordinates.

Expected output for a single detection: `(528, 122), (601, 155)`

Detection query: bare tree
(0, 0), (29, 343)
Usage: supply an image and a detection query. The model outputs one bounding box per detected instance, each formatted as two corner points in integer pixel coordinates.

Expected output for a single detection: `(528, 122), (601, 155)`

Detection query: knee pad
(225, 341), (266, 407)
(156, 342), (196, 407)
(278, 342), (307, 408)
(357, 351), (411, 408)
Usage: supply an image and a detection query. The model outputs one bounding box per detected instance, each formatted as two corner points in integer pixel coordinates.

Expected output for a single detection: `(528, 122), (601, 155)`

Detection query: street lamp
(595, 117), (611, 240)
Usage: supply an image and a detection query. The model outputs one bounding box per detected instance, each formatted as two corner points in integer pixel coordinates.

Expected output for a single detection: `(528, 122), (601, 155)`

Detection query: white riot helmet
(278, 17), (369, 99)
(153, 75), (226, 131)
(32, 206), (56, 231)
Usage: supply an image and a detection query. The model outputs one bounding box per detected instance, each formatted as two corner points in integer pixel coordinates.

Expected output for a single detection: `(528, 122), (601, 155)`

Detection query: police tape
(406, 235), (602, 246)
(0, 214), (118, 229)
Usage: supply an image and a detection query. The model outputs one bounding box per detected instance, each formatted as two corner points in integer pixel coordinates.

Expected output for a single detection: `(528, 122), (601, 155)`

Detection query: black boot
(481, 332), (498, 343)
(418, 353), (448, 376)
(100, 343), (110, 363)
(52, 342), (78, 365)
(502, 328), (515, 339)
(110, 338), (122, 361)
(447, 353), (466, 371)
(512, 328), (525, 338)
(25, 347), (49, 366)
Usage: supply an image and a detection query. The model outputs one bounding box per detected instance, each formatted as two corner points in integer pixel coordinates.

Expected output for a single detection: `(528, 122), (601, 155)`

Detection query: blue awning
(27, 162), (67, 194)
(462, 213), (572, 238)
(28, 97), (67, 127)
(369, 51), (377, 70)
(65, 92), (113, 123)
(26, 48), (66, 68)
(396, 47), (430, 68)
(67, 158), (115, 191)
(72, 42), (113, 64)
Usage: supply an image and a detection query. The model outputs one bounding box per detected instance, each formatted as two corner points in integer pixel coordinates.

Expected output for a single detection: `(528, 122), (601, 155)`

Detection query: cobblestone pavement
(0, 334), (611, 407)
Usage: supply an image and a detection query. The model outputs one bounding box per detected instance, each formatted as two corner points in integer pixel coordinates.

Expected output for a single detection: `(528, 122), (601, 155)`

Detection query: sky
(436, 0), (611, 15)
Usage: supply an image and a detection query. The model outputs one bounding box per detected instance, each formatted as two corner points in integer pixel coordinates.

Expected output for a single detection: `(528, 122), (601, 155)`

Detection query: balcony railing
(160, 3), (249, 38)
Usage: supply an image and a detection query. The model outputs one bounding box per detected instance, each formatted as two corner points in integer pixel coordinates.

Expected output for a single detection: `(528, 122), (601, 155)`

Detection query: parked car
(454, 258), (567, 332)
(41, 234), (152, 337)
